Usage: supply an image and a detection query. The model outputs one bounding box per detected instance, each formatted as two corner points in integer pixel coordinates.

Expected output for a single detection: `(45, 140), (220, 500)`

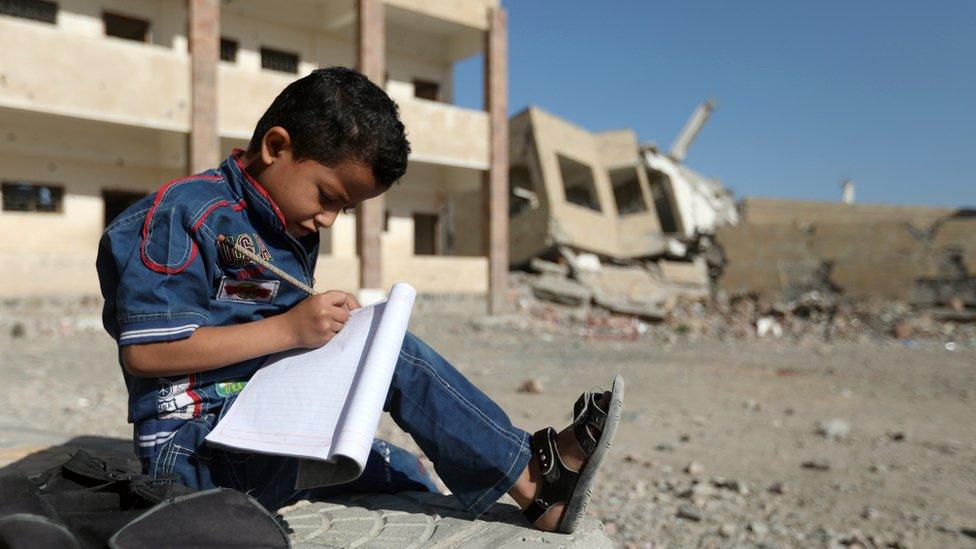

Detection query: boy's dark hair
(247, 67), (410, 189)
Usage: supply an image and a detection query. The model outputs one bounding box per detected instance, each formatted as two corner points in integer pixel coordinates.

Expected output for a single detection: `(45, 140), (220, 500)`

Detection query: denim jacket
(97, 150), (319, 460)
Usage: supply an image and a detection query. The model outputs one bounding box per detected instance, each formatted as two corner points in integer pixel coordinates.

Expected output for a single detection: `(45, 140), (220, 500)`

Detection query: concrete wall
(716, 216), (976, 302)
(740, 198), (957, 227)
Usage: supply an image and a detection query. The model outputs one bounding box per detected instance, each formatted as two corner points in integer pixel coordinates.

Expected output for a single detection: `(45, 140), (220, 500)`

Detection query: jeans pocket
(152, 415), (218, 489)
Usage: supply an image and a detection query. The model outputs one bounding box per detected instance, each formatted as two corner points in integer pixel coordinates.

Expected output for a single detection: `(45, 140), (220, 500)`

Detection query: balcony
(0, 18), (189, 131)
(397, 97), (489, 169)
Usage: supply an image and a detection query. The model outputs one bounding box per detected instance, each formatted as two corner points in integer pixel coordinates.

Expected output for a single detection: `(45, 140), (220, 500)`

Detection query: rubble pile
(510, 262), (976, 346)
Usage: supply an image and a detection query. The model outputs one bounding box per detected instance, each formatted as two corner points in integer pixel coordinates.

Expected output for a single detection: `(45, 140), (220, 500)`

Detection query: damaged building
(506, 103), (737, 318)
(715, 198), (976, 311)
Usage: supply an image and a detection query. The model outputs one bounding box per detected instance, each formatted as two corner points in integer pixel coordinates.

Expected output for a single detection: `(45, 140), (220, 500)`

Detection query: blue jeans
(147, 332), (532, 517)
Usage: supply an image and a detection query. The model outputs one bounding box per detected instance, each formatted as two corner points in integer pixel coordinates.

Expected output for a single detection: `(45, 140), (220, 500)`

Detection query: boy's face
(247, 129), (385, 238)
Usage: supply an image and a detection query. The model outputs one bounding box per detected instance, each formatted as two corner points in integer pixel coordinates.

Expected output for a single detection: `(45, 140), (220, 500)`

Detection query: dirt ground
(1, 299), (974, 548)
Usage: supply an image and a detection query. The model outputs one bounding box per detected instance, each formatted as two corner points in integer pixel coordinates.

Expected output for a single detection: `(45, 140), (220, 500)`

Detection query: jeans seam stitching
(399, 350), (529, 452)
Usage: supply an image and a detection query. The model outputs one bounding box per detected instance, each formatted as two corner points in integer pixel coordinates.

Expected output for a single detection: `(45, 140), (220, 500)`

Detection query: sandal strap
(523, 427), (579, 525)
(572, 392), (608, 457)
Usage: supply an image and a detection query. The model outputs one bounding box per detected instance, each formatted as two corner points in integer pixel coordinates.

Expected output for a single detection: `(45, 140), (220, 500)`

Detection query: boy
(96, 67), (623, 533)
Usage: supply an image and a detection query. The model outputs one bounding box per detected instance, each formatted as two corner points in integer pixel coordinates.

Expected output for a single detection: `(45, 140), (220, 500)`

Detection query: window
(103, 11), (150, 42)
(0, 0), (57, 23)
(102, 190), (145, 227)
(220, 37), (238, 63)
(609, 166), (648, 215)
(261, 47), (298, 74)
(556, 154), (601, 212)
(2, 181), (63, 213)
(413, 79), (440, 102)
(413, 213), (439, 256)
(646, 168), (680, 233)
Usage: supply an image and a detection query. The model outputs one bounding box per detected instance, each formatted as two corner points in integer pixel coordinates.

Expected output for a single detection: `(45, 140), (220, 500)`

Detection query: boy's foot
(509, 376), (624, 534)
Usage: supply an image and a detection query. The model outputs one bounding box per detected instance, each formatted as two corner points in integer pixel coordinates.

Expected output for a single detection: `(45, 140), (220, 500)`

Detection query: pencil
(217, 234), (317, 296)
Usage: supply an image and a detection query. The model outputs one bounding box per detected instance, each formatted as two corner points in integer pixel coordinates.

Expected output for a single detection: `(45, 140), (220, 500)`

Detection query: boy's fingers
(331, 321), (344, 333)
(345, 292), (362, 310)
(322, 290), (347, 306)
(331, 307), (350, 323)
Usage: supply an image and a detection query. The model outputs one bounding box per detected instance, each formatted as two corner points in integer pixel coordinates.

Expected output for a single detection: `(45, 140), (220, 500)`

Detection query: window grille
(261, 47), (298, 74)
(220, 37), (238, 62)
(1, 182), (64, 213)
(103, 11), (150, 42)
(0, 0), (57, 24)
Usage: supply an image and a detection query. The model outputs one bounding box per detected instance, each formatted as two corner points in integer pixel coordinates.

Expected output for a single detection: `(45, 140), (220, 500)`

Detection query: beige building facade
(0, 0), (508, 305)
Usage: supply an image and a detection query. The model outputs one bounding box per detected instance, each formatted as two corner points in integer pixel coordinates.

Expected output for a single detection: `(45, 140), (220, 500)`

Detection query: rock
(684, 461), (705, 475)
(676, 504), (702, 522)
(748, 521), (769, 537)
(10, 322), (25, 338)
(869, 463), (888, 474)
(530, 275), (592, 306)
(887, 430), (907, 441)
(713, 478), (749, 495)
(743, 399), (761, 412)
(623, 453), (643, 463)
(655, 443), (676, 452)
(602, 522), (618, 536)
(756, 316), (783, 338)
(719, 523), (736, 538)
(817, 418), (852, 440)
(801, 459), (831, 471)
(861, 506), (879, 520)
(961, 527), (976, 539)
(768, 481), (788, 495)
(517, 378), (543, 394)
(892, 320), (913, 339)
(529, 257), (570, 277)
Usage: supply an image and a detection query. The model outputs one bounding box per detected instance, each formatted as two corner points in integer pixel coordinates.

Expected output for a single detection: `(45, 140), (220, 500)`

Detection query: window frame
(0, 0), (58, 24)
(1, 181), (65, 213)
(102, 10), (151, 43)
(260, 46), (299, 74)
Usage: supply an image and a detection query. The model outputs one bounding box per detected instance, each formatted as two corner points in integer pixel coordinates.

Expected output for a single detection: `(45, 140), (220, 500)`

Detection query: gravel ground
(1, 298), (974, 548)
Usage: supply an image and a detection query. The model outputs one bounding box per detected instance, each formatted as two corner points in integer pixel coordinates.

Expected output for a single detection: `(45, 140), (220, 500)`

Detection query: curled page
(297, 283), (416, 488)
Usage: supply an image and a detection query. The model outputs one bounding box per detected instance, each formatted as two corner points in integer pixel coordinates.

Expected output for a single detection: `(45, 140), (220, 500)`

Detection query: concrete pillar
(187, 0), (220, 174)
(356, 0), (385, 290)
(485, 7), (509, 314)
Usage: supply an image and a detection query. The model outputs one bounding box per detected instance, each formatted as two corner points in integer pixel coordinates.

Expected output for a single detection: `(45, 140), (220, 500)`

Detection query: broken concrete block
(530, 274), (592, 306)
(577, 265), (673, 320)
(660, 258), (709, 287)
(592, 295), (668, 321)
(529, 257), (570, 277)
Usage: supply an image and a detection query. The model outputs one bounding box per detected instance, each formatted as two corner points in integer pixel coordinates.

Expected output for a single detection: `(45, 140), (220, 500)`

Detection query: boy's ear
(260, 127), (292, 166)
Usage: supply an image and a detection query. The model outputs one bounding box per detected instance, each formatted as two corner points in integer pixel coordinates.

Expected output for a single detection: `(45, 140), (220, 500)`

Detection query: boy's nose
(314, 210), (338, 229)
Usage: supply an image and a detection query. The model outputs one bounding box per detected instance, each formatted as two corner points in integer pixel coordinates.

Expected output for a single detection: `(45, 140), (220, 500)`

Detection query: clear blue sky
(454, 1), (976, 207)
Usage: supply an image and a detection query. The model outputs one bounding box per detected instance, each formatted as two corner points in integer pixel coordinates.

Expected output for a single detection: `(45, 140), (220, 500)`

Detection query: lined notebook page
(205, 283), (415, 468)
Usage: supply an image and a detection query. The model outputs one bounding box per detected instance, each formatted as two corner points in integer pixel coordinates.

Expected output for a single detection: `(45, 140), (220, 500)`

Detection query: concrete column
(485, 7), (509, 314)
(356, 0), (385, 290)
(187, 0), (220, 174)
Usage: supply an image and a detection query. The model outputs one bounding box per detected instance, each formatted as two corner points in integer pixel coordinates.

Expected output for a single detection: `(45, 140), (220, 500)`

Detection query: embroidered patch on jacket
(218, 233), (273, 267)
(216, 277), (279, 304)
(215, 380), (247, 398)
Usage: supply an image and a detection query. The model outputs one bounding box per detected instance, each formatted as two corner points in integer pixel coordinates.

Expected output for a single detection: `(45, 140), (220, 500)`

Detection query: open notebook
(205, 283), (416, 489)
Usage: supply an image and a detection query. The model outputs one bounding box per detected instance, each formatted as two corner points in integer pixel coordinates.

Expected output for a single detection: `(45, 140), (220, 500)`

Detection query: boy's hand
(286, 290), (352, 348)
